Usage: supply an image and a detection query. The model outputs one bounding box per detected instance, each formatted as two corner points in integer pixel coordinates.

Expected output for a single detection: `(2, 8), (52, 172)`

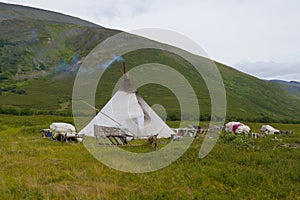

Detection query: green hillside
(0, 2), (100, 27)
(0, 5), (119, 82)
(0, 3), (300, 123)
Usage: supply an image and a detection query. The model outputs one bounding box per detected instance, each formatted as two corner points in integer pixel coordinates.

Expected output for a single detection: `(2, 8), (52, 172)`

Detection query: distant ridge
(0, 2), (101, 28)
(269, 80), (300, 84)
(268, 79), (300, 98)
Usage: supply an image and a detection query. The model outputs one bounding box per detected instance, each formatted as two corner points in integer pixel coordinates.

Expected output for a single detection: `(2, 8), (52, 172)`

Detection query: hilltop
(0, 3), (100, 27)
(0, 3), (300, 123)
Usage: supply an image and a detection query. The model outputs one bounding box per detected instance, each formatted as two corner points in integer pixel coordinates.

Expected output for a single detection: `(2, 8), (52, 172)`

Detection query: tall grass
(0, 114), (300, 199)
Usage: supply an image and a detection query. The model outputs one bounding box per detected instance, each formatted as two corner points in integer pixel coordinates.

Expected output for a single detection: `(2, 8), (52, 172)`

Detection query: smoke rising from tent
(80, 55), (125, 75)
(52, 53), (82, 75)
(114, 55), (125, 62)
(101, 55), (125, 70)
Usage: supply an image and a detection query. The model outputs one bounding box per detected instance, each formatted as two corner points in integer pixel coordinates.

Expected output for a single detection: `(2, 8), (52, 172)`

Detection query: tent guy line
(81, 100), (123, 126)
(80, 100), (136, 136)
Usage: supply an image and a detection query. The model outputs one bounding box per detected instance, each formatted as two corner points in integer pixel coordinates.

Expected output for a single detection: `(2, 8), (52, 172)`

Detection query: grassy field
(1, 114), (300, 199)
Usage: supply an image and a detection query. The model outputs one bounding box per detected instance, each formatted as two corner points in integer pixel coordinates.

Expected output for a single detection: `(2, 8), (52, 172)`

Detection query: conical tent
(78, 73), (174, 139)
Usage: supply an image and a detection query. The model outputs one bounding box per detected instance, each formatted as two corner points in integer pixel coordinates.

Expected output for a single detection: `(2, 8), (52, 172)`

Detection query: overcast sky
(2, 0), (300, 81)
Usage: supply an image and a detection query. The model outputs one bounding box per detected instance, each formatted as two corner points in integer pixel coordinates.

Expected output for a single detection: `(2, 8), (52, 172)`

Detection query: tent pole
(122, 62), (126, 74)
(122, 62), (128, 79)
(99, 111), (122, 127)
(99, 111), (136, 136)
(81, 100), (99, 112)
(81, 100), (121, 126)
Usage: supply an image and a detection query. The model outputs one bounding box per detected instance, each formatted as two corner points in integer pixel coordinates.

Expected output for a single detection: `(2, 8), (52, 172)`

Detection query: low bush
(220, 132), (255, 149)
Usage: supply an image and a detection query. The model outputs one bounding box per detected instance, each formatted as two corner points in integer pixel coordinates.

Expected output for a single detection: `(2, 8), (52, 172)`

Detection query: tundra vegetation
(1, 3), (300, 199)
(0, 115), (300, 199)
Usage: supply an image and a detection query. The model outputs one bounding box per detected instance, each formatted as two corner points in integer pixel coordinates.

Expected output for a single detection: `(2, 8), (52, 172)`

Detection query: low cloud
(234, 61), (300, 82)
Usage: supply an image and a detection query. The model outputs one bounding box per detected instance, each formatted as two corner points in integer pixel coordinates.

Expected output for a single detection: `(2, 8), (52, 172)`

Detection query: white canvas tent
(78, 68), (174, 139)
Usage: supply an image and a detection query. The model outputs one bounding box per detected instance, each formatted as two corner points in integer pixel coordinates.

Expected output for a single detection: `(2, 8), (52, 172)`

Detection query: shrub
(0, 105), (21, 115)
(220, 132), (255, 149)
(16, 89), (26, 95)
(167, 112), (180, 121)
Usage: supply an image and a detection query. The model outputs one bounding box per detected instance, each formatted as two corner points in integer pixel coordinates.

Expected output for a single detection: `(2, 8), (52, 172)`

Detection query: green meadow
(1, 3), (300, 199)
(1, 114), (300, 199)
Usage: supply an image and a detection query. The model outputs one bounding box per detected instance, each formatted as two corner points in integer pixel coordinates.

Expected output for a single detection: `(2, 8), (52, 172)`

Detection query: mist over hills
(0, 3), (300, 123)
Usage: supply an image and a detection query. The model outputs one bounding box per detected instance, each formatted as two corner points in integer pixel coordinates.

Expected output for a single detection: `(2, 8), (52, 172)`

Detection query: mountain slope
(0, 3), (300, 123)
(0, 3), (100, 27)
(268, 80), (300, 98)
(0, 5), (119, 82)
